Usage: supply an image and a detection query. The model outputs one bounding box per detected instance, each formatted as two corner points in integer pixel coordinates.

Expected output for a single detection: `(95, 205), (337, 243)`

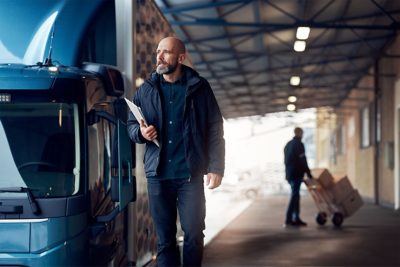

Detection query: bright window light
(294, 40), (306, 52)
(287, 104), (296, 111)
(296, 27), (310, 40)
(288, 96), (297, 103)
(290, 76), (301, 86)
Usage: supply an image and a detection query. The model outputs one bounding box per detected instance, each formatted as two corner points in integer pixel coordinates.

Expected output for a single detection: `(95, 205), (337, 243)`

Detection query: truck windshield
(0, 103), (80, 198)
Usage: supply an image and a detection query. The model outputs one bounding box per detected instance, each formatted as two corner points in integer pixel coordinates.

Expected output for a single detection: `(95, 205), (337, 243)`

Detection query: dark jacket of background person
(127, 64), (225, 178)
(284, 136), (311, 180)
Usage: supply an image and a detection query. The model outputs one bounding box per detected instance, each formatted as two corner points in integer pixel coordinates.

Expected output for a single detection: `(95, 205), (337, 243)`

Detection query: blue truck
(0, 0), (157, 266)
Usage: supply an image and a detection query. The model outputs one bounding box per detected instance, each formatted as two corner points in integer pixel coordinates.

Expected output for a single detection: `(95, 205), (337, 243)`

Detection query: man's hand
(205, 173), (222, 189)
(140, 120), (158, 142)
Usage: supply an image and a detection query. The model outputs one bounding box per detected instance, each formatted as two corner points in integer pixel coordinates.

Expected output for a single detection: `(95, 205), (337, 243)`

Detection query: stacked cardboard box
(310, 168), (363, 217)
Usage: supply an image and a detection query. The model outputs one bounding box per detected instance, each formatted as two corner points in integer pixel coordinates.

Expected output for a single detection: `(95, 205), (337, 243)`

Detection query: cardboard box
(331, 176), (354, 203)
(311, 168), (334, 188)
(341, 189), (363, 217)
(305, 178), (335, 211)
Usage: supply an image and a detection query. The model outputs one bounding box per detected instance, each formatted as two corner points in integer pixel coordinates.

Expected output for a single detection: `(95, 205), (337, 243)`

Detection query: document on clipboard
(124, 98), (160, 147)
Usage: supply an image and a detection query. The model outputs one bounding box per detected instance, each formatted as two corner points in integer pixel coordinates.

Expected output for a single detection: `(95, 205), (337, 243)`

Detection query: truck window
(0, 103), (80, 198)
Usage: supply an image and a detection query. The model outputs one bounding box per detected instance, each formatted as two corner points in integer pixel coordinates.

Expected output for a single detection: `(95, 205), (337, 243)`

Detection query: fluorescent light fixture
(296, 27), (310, 40)
(288, 96), (297, 103)
(287, 104), (296, 111)
(294, 40), (306, 52)
(290, 76), (301, 86)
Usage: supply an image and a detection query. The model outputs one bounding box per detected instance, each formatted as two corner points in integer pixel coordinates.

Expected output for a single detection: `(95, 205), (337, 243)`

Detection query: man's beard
(156, 61), (178, 75)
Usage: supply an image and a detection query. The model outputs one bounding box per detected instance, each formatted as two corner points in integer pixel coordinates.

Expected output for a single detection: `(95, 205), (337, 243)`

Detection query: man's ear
(178, 53), (186, 64)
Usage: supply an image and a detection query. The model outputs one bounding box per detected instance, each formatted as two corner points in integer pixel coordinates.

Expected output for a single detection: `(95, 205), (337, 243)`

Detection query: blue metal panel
(0, 64), (86, 90)
(0, 0), (106, 66)
(0, 228), (87, 267)
(0, 222), (30, 252)
(50, 0), (107, 66)
(30, 218), (67, 253)
(0, 0), (64, 64)
(0, 65), (55, 90)
(30, 213), (87, 253)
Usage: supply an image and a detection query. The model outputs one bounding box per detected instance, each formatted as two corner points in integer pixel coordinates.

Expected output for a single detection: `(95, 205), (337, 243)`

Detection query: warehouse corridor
(203, 195), (400, 267)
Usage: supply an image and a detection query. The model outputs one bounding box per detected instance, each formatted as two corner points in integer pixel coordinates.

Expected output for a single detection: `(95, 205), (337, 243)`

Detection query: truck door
(115, 119), (135, 210)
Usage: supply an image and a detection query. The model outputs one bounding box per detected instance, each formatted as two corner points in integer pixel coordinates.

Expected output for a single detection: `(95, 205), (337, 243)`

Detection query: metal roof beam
(265, 0), (299, 21)
(218, 69), (374, 86)
(370, 0), (399, 24)
(322, 9), (400, 25)
(211, 54), (376, 77)
(191, 34), (393, 66)
(170, 19), (400, 30)
(310, 0), (336, 21)
(187, 28), (392, 45)
(160, 0), (252, 14)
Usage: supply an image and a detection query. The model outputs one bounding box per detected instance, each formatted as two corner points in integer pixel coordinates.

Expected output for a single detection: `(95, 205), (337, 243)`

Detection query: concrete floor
(203, 194), (400, 267)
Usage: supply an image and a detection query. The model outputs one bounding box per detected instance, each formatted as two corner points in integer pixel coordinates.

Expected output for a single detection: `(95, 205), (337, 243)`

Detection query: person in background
(283, 127), (312, 227)
(127, 36), (225, 267)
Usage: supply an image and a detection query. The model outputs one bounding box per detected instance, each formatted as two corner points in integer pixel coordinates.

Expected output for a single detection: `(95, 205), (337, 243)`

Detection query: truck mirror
(87, 109), (100, 125)
(87, 109), (117, 125)
(82, 63), (124, 97)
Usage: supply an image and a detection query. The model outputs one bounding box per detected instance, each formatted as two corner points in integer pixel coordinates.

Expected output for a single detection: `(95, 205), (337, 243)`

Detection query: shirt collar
(160, 73), (186, 85)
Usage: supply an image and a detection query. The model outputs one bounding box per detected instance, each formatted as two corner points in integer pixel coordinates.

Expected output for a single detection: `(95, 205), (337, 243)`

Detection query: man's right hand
(140, 120), (158, 142)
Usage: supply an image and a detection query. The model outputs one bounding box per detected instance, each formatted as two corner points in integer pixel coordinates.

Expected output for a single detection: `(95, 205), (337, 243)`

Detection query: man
(127, 37), (225, 267)
(283, 127), (312, 227)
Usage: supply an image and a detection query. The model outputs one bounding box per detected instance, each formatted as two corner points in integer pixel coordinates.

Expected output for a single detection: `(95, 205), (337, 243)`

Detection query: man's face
(156, 38), (184, 75)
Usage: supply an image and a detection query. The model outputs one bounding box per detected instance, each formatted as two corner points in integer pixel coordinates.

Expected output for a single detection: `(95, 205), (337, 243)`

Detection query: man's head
(156, 37), (186, 76)
(294, 127), (303, 138)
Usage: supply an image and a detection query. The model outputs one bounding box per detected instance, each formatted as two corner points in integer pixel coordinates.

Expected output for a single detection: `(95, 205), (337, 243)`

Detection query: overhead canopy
(155, 0), (400, 119)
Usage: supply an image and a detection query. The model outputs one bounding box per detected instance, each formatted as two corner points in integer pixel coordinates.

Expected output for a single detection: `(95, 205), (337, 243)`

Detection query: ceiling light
(287, 104), (296, 111)
(294, 40), (306, 52)
(288, 96), (297, 103)
(290, 76), (301, 86)
(296, 27), (310, 40)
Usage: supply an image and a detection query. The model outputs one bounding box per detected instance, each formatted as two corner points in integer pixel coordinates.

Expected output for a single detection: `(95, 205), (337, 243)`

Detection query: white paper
(124, 98), (160, 147)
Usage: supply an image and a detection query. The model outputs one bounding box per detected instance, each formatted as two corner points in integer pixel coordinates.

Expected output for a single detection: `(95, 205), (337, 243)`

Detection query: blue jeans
(147, 177), (206, 267)
(285, 179), (303, 223)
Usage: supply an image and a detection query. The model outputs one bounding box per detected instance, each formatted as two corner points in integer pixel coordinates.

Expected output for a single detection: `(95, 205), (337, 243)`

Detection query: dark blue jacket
(284, 136), (311, 180)
(127, 65), (225, 178)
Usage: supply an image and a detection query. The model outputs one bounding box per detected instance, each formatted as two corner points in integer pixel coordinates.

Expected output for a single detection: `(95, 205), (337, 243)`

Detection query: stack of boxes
(310, 168), (363, 217)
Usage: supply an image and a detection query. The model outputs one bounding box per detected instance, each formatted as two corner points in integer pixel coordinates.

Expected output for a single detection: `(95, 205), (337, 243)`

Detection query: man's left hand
(205, 173), (222, 189)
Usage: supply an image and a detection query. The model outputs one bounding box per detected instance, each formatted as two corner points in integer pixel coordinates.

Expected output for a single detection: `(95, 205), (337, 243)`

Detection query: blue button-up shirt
(149, 75), (190, 180)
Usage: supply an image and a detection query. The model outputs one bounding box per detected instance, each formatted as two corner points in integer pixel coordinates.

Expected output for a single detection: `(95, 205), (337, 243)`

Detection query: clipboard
(124, 97), (160, 147)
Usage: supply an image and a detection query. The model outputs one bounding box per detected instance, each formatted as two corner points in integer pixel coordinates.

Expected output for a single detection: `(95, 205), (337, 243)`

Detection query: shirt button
(168, 160), (172, 163)
(170, 101), (173, 104)
(168, 140), (172, 144)
(169, 121), (173, 124)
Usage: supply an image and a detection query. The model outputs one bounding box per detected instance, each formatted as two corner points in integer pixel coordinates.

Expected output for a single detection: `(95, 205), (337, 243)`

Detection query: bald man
(127, 37), (225, 266)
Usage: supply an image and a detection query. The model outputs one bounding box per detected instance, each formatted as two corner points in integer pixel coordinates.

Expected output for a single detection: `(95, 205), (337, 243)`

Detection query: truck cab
(0, 0), (152, 266)
(0, 62), (135, 266)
